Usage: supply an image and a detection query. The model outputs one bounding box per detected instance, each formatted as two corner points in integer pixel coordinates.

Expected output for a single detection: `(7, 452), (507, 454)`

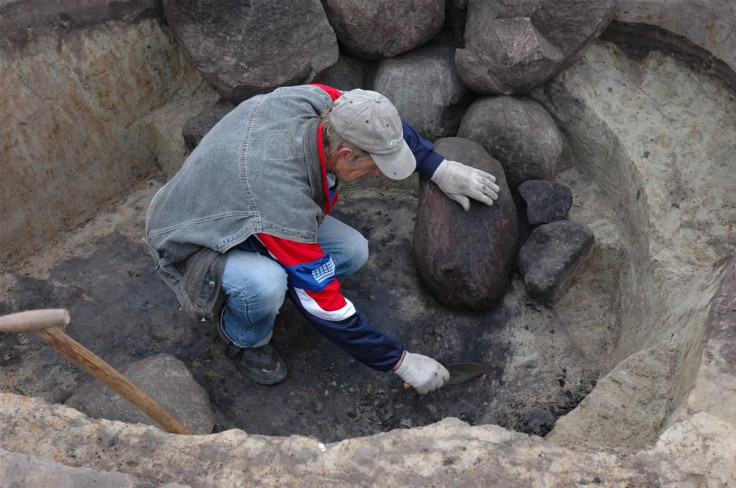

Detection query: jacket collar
(315, 121), (338, 214)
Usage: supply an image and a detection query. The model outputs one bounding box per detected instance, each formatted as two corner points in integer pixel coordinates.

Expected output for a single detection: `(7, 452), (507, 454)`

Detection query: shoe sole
(236, 363), (287, 386)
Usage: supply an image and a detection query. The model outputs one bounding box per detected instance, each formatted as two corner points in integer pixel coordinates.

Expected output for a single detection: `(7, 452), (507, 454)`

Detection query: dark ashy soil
(0, 187), (605, 442)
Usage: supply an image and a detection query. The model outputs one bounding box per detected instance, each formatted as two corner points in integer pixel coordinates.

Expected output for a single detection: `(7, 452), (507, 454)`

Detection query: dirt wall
(0, 9), (216, 265)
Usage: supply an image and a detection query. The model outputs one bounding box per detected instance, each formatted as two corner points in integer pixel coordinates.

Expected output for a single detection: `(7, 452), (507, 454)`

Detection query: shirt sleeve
(402, 121), (445, 178)
(254, 233), (404, 371)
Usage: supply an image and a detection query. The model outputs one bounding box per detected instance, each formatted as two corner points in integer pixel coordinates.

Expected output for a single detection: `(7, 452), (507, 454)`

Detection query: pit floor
(0, 174), (615, 442)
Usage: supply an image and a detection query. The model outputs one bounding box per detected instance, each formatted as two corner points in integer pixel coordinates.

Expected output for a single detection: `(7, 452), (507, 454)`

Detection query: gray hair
(321, 107), (370, 162)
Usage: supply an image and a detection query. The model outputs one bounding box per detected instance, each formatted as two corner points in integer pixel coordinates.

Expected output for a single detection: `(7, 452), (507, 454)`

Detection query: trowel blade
(445, 363), (485, 386)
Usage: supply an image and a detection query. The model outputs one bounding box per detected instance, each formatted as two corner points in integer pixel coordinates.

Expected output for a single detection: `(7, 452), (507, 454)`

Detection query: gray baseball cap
(330, 89), (416, 180)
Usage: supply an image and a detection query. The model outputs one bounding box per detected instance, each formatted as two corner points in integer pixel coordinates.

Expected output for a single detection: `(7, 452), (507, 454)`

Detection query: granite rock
(321, 0), (444, 60)
(517, 220), (594, 304)
(371, 42), (474, 140)
(413, 137), (518, 308)
(518, 180), (573, 225)
(163, 0), (338, 102)
(456, 0), (616, 94)
(458, 96), (563, 189)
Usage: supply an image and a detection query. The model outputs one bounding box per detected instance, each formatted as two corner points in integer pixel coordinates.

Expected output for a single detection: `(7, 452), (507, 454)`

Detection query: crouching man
(145, 84), (499, 393)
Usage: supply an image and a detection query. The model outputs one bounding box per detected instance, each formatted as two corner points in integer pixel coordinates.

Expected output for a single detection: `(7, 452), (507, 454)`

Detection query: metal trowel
(404, 363), (485, 390)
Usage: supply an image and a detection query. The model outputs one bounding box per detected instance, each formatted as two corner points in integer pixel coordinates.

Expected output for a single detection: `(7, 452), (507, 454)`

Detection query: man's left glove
(431, 159), (500, 211)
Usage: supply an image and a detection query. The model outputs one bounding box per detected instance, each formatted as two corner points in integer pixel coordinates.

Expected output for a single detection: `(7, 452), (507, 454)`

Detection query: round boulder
(164, 0), (339, 102)
(371, 43), (474, 140)
(456, 0), (616, 94)
(321, 0), (445, 60)
(313, 52), (369, 91)
(413, 137), (519, 309)
(458, 96), (563, 189)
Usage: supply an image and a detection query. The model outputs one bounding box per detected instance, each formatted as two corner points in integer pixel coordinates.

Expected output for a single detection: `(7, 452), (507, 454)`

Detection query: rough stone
(517, 220), (594, 305)
(0, 447), (140, 487)
(163, 0), (338, 102)
(65, 353), (216, 435)
(458, 96), (563, 189)
(413, 137), (518, 308)
(312, 52), (369, 91)
(1, 394), (735, 487)
(456, 0), (616, 94)
(182, 102), (235, 152)
(518, 180), (573, 225)
(321, 0), (444, 60)
(371, 42), (474, 140)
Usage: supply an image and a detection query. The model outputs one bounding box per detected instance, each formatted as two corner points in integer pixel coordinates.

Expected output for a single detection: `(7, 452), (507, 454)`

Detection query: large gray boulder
(312, 52), (369, 91)
(458, 96), (563, 189)
(456, 0), (617, 94)
(413, 137), (518, 309)
(371, 43), (474, 140)
(65, 353), (216, 435)
(321, 0), (445, 60)
(517, 220), (594, 305)
(163, 0), (338, 102)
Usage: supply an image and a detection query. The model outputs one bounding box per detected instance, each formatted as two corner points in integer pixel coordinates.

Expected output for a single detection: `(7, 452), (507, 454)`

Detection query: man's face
(331, 149), (382, 182)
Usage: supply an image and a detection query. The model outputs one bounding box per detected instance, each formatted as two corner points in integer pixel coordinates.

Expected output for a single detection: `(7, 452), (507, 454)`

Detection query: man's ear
(336, 147), (355, 163)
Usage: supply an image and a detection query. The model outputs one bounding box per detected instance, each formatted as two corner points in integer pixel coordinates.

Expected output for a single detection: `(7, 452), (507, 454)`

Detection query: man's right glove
(394, 351), (450, 394)
(430, 159), (500, 211)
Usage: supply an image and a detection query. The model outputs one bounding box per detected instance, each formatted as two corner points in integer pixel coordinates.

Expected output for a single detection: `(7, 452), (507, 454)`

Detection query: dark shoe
(225, 342), (243, 359)
(228, 342), (287, 385)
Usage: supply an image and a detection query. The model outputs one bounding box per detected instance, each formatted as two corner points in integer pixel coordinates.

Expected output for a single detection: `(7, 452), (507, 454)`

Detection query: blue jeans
(219, 215), (369, 348)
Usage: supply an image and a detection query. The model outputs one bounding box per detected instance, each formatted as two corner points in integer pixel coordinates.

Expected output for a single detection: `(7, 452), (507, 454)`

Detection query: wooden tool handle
(0, 309), (70, 333)
(36, 327), (192, 435)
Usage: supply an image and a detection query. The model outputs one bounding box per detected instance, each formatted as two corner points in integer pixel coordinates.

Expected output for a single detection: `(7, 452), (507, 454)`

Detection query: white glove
(431, 159), (500, 211)
(394, 351), (450, 394)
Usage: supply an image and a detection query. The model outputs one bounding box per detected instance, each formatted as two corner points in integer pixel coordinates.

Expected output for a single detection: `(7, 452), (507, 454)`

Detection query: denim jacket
(145, 85), (333, 321)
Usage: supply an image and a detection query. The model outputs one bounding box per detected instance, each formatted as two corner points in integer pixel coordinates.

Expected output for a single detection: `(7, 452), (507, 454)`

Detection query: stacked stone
(171, 0), (611, 308)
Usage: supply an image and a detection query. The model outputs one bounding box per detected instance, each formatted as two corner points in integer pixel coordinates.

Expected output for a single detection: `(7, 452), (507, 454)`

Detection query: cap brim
(370, 141), (416, 180)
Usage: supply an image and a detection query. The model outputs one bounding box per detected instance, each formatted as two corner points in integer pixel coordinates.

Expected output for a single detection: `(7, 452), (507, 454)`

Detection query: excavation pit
(0, 182), (613, 441)
(1, 7), (735, 486)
